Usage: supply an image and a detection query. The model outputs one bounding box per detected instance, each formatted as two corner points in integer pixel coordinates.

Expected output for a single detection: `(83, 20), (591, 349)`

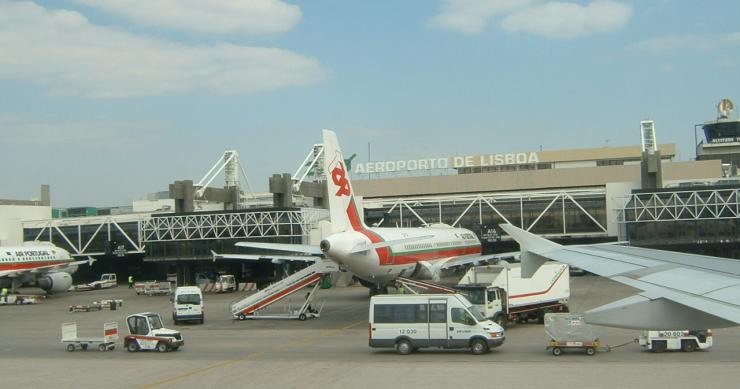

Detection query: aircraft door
(428, 299), (448, 347)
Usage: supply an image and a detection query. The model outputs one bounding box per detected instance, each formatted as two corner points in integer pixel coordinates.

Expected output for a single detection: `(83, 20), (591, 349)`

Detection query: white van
(172, 286), (204, 325)
(369, 294), (505, 355)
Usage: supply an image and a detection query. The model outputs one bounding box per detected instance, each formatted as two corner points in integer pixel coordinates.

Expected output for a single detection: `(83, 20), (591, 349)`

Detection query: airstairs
(230, 259), (338, 320)
(394, 277), (458, 294)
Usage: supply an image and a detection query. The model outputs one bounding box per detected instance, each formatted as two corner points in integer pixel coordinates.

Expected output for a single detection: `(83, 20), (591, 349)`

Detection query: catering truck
(369, 294), (505, 355)
(455, 263), (569, 327)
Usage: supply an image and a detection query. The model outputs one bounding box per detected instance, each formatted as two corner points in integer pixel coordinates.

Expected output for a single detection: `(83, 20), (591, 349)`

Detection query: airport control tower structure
(696, 99), (740, 177)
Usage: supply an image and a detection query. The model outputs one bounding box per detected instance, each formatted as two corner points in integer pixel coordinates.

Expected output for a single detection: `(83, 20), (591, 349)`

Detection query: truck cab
(172, 286), (204, 324)
(124, 312), (183, 352)
(214, 274), (236, 293)
(455, 284), (508, 327)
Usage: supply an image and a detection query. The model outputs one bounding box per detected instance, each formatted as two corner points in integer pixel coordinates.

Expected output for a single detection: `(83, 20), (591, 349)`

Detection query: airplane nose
(320, 239), (331, 253)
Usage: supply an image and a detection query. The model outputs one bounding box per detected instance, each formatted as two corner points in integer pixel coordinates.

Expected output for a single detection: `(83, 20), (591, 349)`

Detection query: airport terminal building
(9, 106), (740, 285)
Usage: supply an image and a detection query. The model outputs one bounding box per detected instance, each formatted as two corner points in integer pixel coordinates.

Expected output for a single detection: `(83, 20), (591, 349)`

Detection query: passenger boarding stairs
(230, 259), (338, 320)
(394, 277), (458, 294)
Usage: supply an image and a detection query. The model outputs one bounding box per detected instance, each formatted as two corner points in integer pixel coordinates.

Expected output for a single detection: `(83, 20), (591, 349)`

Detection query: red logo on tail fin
(331, 163), (351, 197)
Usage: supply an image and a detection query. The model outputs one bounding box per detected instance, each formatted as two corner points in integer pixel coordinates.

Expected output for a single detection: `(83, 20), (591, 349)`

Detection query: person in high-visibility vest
(128, 275), (134, 289)
(1, 287), (8, 303)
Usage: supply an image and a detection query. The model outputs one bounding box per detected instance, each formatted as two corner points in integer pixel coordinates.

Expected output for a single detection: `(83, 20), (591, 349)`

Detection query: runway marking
(137, 320), (365, 389)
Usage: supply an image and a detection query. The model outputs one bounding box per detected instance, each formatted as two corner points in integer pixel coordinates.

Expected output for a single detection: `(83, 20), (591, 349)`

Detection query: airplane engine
(37, 272), (73, 294)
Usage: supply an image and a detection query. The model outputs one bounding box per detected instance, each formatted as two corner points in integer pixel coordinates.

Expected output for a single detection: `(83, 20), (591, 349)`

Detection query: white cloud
(629, 33), (740, 53)
(0, 114), (146, 145)
(431, 0), (632, 39)
(430, 0), (532, 35)
(73, 0), (301, 34)
(0, 2), (327, 98)
(501, 1), (632, 39)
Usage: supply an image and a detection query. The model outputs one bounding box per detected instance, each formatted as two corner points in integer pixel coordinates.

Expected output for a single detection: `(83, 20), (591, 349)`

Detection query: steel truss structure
(618, 188), (740, 223)
(362, 188), (608, 238)
(22, 208), (328, 256)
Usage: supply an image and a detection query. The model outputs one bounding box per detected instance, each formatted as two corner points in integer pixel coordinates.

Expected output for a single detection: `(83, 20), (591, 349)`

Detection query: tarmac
(2, 275), (740, 389)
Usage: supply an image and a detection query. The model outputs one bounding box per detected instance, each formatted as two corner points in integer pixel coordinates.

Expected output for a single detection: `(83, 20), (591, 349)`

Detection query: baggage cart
(61, 322), (118, 352)
(544, 313), (600, 356)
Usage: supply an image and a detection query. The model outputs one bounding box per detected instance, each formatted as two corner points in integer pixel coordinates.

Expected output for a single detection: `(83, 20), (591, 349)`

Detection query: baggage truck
(369, 293), (505, 355)
(455, 263), (569, 327)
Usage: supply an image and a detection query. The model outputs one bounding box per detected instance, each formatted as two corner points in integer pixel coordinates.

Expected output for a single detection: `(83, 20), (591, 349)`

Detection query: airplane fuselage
(0, 246), (75, 286)
(321, 225), (481, 285)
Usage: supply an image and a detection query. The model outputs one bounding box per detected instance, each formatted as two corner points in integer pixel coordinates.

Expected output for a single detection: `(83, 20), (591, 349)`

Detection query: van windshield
(177, 294), (201, 305)
(467, 306), (486, 322)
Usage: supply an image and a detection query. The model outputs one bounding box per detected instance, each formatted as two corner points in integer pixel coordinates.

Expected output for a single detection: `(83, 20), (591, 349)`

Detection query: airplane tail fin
(323, 129), (365, 233)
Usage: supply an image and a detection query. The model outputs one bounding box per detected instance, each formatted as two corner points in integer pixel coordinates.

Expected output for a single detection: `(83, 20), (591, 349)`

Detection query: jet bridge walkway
(230, 259), (338, 320)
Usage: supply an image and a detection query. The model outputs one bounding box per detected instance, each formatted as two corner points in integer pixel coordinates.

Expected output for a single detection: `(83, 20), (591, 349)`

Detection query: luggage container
(544, 313), (600, 356)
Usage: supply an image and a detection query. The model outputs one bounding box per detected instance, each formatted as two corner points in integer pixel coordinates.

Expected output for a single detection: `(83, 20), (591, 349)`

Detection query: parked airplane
(501, 223), (740, 330)
(220, 129), (505, 294)
(0, 244), (94, 294)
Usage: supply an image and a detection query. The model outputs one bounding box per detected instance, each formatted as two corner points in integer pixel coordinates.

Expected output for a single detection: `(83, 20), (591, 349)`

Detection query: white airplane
(0, 244), (94, 294)
(501, 223), (740, 330)
(223, 129), (505, 294)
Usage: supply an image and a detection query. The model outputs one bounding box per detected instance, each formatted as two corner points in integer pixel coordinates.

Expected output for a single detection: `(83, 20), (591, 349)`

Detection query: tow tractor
(124, 312), (184, 352)
(639, 330), (712, 352)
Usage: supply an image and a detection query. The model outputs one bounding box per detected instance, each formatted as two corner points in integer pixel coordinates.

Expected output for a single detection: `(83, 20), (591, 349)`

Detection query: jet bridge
(230, 259), (338, 320)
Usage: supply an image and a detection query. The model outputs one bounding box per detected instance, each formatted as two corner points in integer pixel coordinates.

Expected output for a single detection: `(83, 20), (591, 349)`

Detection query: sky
(1, 0), (739, 207)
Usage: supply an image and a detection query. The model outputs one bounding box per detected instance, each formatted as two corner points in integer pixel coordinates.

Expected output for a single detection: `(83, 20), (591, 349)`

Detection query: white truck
(88, 273), (117, 290)
(639, 330), (712, 352)
(214, 274), (237, 293)
(455, 263), (569, 327)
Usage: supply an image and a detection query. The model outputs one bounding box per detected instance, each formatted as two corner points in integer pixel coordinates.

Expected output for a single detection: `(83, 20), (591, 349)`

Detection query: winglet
(499, 224), (560, 278)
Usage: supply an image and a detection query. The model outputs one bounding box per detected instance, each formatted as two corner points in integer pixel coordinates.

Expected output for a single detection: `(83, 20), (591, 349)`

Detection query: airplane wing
(0, 257), (95, 278)
(211, 251), (319, 264)
(500, 223), (740, 330)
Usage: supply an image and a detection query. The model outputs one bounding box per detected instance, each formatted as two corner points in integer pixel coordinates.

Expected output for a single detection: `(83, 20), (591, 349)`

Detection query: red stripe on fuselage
(344, 199), (481, 266)
(0, 260), (69, 271)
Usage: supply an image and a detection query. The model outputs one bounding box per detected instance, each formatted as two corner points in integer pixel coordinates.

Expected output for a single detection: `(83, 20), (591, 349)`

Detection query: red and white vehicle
(124, 312), (184, 352)
(233, 130), (507, 295)
(456, 263), (570, 327)
(0, 243), (94, 294)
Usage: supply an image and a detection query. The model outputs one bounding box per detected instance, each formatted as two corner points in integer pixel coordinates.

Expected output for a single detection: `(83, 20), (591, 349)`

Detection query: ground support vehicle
(456, 263), (569, 327)
(88, 273), (117, 290)
(173, 286), (204, 324)
(0, 294), (44, 305)
(545, 313), (600, 356)
(639, 330), (712, 352)
(124, 312), (183, 352)
(231, 260), (337, 321)
(214, 274), (237, 293)
(61, 321), (118, 352)
(369, 293), (505, 355)
(69, 303), (103, 312)
(142, 281), (172, 296)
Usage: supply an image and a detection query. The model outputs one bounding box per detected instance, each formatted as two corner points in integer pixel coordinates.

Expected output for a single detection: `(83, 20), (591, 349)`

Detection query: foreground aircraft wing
(500, 223), (740, 329)
(0, 257), (95, 278)
(211, 250), (319, 264)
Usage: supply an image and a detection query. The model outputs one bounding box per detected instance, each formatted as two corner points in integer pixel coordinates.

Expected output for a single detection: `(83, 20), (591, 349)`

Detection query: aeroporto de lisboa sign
(353, 152), (540, 174)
